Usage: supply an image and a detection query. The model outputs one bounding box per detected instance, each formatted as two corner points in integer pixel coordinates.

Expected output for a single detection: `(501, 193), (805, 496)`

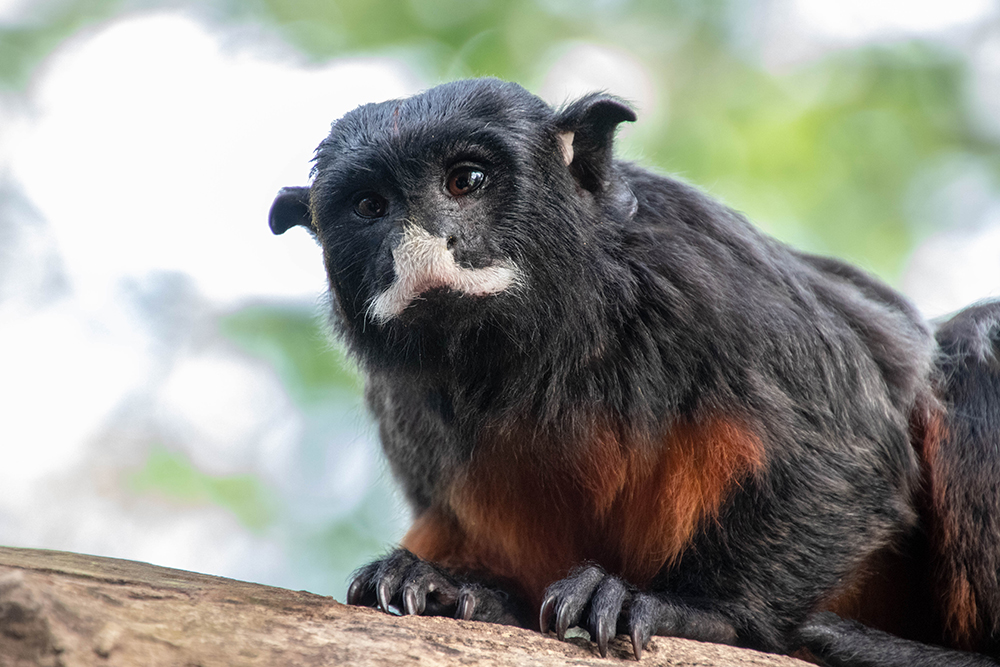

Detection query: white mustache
(367, 225), (521, 323)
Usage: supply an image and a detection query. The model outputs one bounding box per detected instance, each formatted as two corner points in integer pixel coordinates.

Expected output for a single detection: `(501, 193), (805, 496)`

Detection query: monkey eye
(446, 167), (485, 197)
(354, 193), (388, 219)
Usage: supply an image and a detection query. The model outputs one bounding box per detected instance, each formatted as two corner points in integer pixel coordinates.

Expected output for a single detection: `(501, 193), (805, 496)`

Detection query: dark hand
(347, 548), (523, 625)
(540, 565), (737, 660)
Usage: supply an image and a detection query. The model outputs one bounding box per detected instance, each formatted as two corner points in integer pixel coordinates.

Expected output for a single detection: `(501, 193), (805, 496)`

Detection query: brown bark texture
(0, 546), (810, 666)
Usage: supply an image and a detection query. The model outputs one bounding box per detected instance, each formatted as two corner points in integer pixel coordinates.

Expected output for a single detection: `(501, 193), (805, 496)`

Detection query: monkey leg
(346, 548), (526, 625)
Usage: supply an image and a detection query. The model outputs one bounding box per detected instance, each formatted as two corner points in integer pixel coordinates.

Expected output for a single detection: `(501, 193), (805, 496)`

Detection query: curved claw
(377, 579), (393, 613)
(539, 594), (556, 633)
(403, 585), (424, 616)
(555, 600), (573, 641)
(588, 574), (628, 658)
(596, 616), (611, 658)
(346, 577), (366, 606)
(630, 628), (643, 661)
(456, 592), (476, 620)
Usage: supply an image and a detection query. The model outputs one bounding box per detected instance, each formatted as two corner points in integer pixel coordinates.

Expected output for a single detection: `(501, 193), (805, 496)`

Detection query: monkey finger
(346, 561), (380, 607)
(595, 616), (613, 658)
(630, 626), (646, 661)
(555, 598), (576, 641)
(376, 579), (396, 614)
(587, 575), (628, 658)
(540, 565), (606, 641)
(402, 584), (426, 616)
(399, 558), (462, 617)
(452, 585), (524, 625)
(370, 549), (425, 614)
(456, 591), (477, 620)
(627, 593), (666, 661)
(346, 576), (371, 606)
(539, 593), (556, 633)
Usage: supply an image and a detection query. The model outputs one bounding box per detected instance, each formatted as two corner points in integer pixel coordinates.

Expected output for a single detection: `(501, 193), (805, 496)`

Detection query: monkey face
(309, 83), (544, 328)
(270, 79), (636, 368)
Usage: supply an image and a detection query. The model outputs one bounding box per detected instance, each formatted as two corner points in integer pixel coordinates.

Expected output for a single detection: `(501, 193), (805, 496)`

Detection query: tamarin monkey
(269, 78), (1000, 666)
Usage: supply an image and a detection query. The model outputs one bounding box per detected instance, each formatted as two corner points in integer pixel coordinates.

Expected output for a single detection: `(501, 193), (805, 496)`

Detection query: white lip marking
(367, 225), (520, 323)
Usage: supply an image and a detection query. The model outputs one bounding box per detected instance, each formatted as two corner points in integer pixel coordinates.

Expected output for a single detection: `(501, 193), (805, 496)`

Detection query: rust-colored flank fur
(918, 403), (983, 649)
(402, 415), (766, 613)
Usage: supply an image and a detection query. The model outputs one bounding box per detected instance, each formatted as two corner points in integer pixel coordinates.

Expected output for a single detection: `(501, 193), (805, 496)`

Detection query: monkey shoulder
(616, 163), (932, 366)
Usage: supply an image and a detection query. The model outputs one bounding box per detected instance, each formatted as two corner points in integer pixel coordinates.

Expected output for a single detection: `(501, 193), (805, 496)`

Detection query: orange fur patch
(916, 400), (983, 648)
(401, 415), (765, 612)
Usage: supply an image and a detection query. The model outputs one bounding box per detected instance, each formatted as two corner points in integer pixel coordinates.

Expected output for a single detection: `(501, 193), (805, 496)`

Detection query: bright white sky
(791, 0), (996, 40)
(0, 14), (418, 574)
(6, 14), (417, 307)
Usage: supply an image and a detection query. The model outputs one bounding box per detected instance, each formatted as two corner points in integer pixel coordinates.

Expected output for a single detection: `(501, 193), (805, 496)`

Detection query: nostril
(446, 235), (457, 250)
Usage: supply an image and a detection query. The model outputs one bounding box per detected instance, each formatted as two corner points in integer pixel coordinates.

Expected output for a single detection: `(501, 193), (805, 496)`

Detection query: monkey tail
(925, 300), (1000, 656)
(796, 612), (997, 667)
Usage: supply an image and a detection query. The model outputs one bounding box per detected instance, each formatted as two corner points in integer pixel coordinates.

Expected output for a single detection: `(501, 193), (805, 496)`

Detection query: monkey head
(269, 79), (636, 372)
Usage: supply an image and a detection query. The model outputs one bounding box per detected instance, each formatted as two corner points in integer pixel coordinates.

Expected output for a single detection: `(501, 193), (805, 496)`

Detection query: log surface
(0, 546), (809, 666)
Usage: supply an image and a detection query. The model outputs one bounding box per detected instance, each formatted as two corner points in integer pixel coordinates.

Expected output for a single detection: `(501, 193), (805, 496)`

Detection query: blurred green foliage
(646, 44), (987, 276)
(5, 0), (997, 277)
(0, 0), (120, 88)
(127, 445), (278, 533)
(219, 304), (361, 407)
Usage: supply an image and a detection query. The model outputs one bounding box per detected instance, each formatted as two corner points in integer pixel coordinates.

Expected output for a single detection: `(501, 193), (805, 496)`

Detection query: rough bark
(0, 546), (810, 666)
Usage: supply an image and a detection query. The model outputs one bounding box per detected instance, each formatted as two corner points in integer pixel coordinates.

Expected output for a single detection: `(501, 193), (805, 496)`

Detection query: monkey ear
(554, 93), (636, 194)
(269, 186), (312, 235)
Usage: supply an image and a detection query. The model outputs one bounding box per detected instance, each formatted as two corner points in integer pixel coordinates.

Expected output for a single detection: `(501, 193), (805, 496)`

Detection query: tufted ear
(554, 93), (636, 194)
(269, 186), (312, 235)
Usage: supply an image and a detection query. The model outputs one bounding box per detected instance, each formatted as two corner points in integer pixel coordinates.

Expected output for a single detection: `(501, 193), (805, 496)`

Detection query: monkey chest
(400, 417), (765, 609)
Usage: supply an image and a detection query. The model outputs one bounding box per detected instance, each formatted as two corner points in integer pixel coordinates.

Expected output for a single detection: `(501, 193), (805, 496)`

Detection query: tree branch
(0, 547), (809, 666)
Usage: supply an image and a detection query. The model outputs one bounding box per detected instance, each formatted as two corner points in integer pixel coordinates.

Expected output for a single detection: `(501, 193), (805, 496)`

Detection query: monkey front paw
(540, 565), (634, 658)
(540, 565), (737, 660)
(347, 548), (521, 624)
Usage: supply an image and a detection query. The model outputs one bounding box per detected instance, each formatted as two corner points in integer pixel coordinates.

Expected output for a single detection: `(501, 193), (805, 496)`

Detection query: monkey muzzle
(367, 225), (520, 323)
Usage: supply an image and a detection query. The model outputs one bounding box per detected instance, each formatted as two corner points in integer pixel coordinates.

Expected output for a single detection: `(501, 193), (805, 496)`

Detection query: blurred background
(1, 0), (999, 599)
